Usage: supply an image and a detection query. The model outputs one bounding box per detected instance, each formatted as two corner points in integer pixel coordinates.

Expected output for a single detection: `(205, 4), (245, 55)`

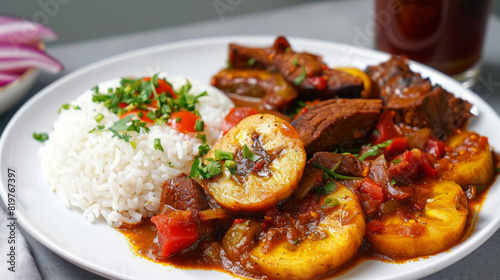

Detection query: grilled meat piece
(291, 99), (383, 157)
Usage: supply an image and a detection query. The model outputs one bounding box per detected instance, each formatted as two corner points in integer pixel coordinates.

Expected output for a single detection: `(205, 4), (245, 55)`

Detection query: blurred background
(3, 0), (497, 47)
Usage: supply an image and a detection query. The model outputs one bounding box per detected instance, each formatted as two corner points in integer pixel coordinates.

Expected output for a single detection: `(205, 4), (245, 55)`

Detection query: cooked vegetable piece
(249, 183), (365, 280)
(151, 210), (199, 257)
(202, 114), (306, 212)
(211, 69), (298, 111)
(438, 131), (494, 186)
(366, 179), (468, 258)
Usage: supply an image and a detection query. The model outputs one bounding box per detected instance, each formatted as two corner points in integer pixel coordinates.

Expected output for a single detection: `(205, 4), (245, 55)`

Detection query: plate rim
(1, 35), (499, 280)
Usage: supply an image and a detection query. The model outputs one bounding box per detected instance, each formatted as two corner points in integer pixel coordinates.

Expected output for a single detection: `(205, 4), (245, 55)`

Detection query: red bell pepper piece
(360, 177), (384, 203)
(372, 110), (402, 144)
(385, 137), (408, 155)
(307, 76), (328, 91)
(151, 210), (199, 257)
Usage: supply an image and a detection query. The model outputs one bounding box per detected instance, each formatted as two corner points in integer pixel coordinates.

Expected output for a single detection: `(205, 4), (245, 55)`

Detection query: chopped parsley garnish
(195, 119), (204, 132)
(215, 150), (233, 161)
(315, 181), (337, 199)
(313, 162), (362, 180)
(188, 157), (222, 180)
(196, 134), (210, 157)
(391, 179), (396, 185)
(154, 138), (164, 152)
(109, 127), (132, 142)
(393, 158), (402, 164)
(89, 125), (105, 133)
(95, 113), (104, 123)
(358, 139), (393, 162)
(242, 144), (261, 162)
(33, 132), (49, 143)
(292, 58), (299, 67)
(58, 104), (81, 113)
(247, 57), (256, 66)
(322, 197), (339, 209)
(293, 67), (306, 85)
(168, 162), (175, 168)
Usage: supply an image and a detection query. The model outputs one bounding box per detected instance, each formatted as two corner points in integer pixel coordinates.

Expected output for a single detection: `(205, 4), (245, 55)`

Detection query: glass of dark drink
(375, 0), (492, 86)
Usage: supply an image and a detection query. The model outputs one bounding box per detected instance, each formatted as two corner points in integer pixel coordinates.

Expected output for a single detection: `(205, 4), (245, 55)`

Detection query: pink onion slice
(0, 16), (57, 44)
(0, 71), (22, 87)
(0, 43), (63, 73)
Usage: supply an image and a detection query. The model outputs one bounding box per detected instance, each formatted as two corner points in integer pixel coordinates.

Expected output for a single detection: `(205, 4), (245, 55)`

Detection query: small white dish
(0, 68), (39, 115)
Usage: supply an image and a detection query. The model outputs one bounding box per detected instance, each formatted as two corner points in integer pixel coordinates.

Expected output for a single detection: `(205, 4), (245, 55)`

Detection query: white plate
(1, 36), (499, 280)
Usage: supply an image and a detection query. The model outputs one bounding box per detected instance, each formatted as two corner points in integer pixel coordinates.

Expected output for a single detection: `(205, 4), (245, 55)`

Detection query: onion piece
(0, 71), (21, 87)
(0, 16), (57, 44)
(0, 43), (63, 73)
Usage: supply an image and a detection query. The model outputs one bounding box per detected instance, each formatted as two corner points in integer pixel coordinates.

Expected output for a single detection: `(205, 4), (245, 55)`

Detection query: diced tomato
(120, 109), (156, 124)
(389, 149), (437, 183)
(360, 177), (384, 203)
(385, 137), (408, 155)
(253, 160), (265, 172)
(425, 139), (446, 159)
(143, 77), (176, 99)
(150, 210), (199, 257)
(168, 111), (201, 133)
(372, 110), (402, 144)
(366, 220), (385, 236)
(222, 107), (258, 135)
(307, 76), (328, 91)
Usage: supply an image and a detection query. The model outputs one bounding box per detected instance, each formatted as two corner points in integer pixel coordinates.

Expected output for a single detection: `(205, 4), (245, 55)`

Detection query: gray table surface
(1, 0), (500, 279)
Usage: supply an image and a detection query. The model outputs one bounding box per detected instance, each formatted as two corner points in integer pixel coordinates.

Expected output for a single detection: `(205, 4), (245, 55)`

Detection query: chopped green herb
(292, 58), (299, 67)
(109, 127), (132, 142)
(373, 129), (380, 136)
(322, 197), (339, 209)
(497, 167), (500, 173)
(393, 159), (402, 164)
(168, 162), (174, 168)
(292, 238), (300, 245)
(89, 125), (105, 133)
(215, 150), (233, 161)
(224, 160), (236, 169)
(33, 132), (49, 143)
(147, 111), (157, 121)
(285, 47), (291, 52)
(137, 110), (143, 118)
(109, 115), (134, 132)
(293, 67), (306, 85)
(315, 181), (338, 199)
(176, 116), (181, 123)
(391, 179), (396, 185)
(358, 139), (393, 161)
(58, 104), (81, 113)
(95, 113), (104, 123)
(154, 138), (164, 152)
(313, 162), (362, 180)
(195, 119), (204, 132)
(242, 144), (261, 162)
(247, 57), (256, 67)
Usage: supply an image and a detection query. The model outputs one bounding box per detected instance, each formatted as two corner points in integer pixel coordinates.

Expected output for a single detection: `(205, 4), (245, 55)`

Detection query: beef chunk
(159, 174), (214, 235)
(291, 99), (383, 156)
(273, 52), (364, 99)
(227, 36), (364, 100)
(159, 174), (209, 213)
(366, 56), (472, 139)
(228, 36), (291, 71)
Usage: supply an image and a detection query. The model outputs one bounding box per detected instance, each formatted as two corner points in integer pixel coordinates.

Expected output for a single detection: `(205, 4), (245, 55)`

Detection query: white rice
(39, 75), (234, 227)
